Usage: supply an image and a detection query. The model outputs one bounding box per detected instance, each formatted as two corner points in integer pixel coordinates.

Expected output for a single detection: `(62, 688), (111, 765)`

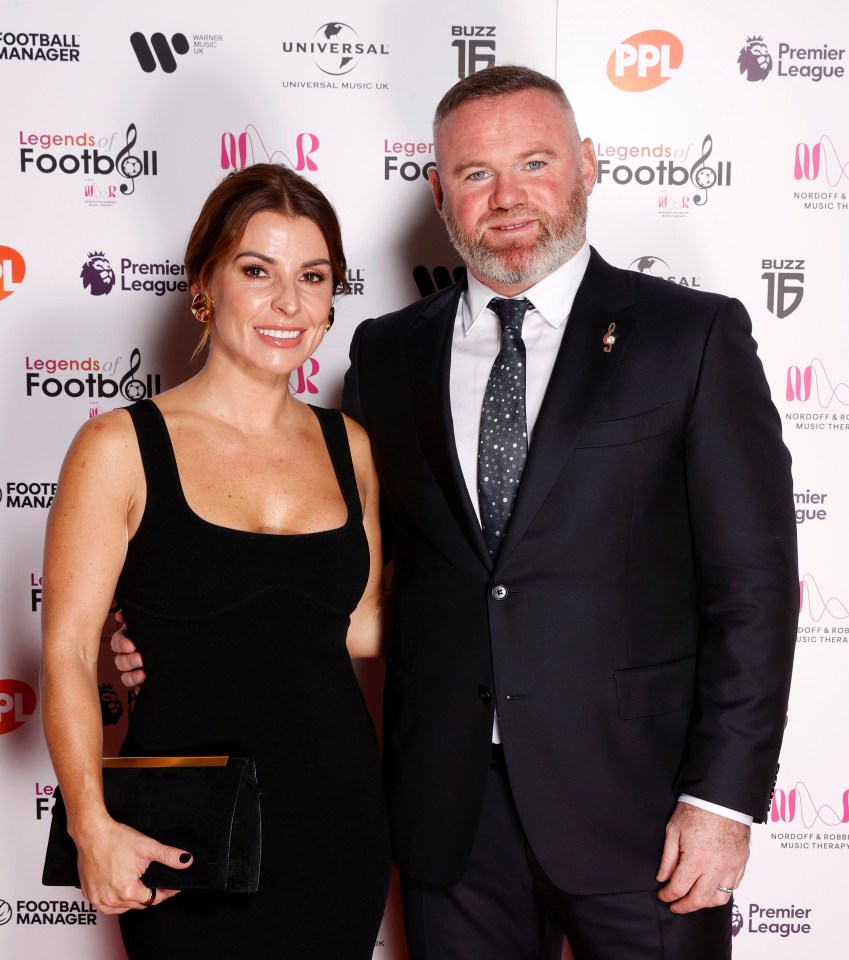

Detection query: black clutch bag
(42, 756), (261, 892)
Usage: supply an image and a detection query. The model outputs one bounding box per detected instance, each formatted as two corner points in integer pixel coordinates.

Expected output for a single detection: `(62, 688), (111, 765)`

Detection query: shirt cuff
(677, 794), (753, 826)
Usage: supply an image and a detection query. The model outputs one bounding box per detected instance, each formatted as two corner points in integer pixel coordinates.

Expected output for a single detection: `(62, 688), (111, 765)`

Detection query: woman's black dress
(116, 400), (390, 958)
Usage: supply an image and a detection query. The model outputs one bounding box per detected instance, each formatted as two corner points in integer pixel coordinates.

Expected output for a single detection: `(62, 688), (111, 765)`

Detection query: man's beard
(441, 183), (587, 288)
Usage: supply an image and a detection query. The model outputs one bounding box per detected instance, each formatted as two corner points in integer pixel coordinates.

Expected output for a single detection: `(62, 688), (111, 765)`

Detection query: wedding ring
(142, 886), (157, 906)
(717, 884), (736, 894)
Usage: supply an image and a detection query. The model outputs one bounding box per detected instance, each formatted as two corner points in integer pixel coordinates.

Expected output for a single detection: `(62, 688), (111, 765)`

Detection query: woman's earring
(191, 291), (214, 323)
(325, 306), (335, 332)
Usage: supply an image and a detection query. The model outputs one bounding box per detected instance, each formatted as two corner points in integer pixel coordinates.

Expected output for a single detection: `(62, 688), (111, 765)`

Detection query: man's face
(429, 89), (597, 296)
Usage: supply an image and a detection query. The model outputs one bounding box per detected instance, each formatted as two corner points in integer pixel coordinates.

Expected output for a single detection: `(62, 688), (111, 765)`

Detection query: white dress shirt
(447, 242), (751, 825)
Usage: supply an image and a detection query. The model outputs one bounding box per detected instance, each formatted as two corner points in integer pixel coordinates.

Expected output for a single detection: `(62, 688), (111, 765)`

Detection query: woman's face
(206, 210), (334, 380)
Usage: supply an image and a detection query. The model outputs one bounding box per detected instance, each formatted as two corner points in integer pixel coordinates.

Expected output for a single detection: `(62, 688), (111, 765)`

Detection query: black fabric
(115, 400), (391, 959)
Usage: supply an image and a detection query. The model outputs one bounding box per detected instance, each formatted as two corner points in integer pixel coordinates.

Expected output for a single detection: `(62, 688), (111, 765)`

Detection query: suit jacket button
(479, 686), (492, 704)
(491, 584), (508, 600)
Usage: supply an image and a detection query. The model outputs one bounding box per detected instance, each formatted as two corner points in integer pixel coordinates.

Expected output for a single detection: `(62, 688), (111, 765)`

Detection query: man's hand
(110, 612), (146, 689)
(656, 801), (750, 913)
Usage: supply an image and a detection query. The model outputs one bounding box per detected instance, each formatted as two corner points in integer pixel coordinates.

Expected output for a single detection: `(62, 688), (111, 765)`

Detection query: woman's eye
(302, 271), (326, 284)
(243, 265), (267, 278)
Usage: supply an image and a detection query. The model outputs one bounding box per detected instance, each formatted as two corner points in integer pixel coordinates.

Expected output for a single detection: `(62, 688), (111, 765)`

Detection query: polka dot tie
(478, 297), (534, 558)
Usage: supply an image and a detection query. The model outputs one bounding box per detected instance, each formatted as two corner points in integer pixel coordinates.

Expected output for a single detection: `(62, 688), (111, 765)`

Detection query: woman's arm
(42, 411), (190, 913)
(343, 415), (386, 659)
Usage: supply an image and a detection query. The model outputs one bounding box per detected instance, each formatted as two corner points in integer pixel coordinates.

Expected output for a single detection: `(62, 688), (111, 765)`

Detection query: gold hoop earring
(191, 291), (214, 324)
(325, 306), (335, 332)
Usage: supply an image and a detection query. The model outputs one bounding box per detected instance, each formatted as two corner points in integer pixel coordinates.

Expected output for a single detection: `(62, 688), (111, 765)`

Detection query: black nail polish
(179, 853), (192, 864)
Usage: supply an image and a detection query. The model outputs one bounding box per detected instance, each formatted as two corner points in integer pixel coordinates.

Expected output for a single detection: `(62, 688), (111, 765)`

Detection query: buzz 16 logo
(608, 31), (684, 92)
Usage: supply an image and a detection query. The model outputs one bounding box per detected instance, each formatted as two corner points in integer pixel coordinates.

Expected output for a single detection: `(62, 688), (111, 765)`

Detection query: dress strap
(309, 406), (363, 524)
(124, 399), (185, 522)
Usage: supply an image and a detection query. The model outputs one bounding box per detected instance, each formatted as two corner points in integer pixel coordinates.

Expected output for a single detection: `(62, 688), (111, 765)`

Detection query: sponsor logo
(737, 902), (813, 937)
(384, 137), (435, 182)
(220, 124), (319, 172)
(628, 256), (700, 287)
(31, 572), (42, 612)
(130, 32), (190, 73)
(19, 123), (159, 200)
(798, 572), (849, 625)
(762, 258), (804, 317)
(24, 348), (162, 403)
(596, 135), (730, 214)
(792, 137), (849, 211)
(0, 900), (11, 924)
(412, 265), (466, 298)
(608, 30), (683, 92)
(100, 683), (123, 726)
(35, 781), (57, 820)
(0, 32), (80, 62)
(290, 360), (320, 396)
(770, 780), (849, 830)
(784, 360), (849, 410)
(0, 245), (26, 300)
(80, 252), (115, 296)
(738, 36), (772, 81)
(281, 22), (389, 90)
(794, 489), (828, 525)
(2, 483), (57, 509)
(0, 678), (37, 734)
(738, 35), (846, 83)
(450, 24), (496, 79)
(10, 900), (98, 926)
(346, 267), (366, 296)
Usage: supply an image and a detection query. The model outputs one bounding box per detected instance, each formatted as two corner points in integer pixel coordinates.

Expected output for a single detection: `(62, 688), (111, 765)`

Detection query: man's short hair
(433, 64), (575, 135)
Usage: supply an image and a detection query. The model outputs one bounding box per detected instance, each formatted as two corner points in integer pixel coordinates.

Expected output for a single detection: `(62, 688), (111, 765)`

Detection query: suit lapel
(498, 250), (638, 565)
(406, 281), (493, 568)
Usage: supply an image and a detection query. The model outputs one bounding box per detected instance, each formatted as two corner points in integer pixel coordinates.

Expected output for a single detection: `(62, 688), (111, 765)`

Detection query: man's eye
(468, 170), (488, 181)
(526, 160), (544, 170)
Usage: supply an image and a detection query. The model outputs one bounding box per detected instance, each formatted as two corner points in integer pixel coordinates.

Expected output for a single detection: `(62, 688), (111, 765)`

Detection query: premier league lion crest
(738, 36), (773, 81)
(81, 251), (116, 296)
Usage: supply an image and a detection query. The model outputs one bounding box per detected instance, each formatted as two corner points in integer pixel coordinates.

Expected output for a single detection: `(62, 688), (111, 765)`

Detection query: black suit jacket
(342, 248), (797, 894)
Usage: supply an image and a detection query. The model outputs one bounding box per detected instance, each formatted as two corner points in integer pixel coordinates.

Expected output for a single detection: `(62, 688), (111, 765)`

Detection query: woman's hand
(75, 815), (193, 915)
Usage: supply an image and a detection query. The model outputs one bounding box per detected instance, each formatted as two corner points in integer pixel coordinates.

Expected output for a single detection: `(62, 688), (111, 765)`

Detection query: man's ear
(579, 138), (598, 197)
(427, 167), (444, 212)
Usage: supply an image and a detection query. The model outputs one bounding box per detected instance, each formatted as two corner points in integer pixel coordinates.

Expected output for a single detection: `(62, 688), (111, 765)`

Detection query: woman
(41, 164), (391, 958)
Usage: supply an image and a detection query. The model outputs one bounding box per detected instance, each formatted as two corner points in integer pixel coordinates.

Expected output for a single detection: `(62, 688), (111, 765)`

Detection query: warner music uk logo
(737, 35), (846, 82)
(0, 678), (36, 734)
(220, 124), (319, 172)
(608, 31), (683, 92)
(0, 245), (26, 300)
(450, 24), (496, 79)
(761, 259), (804, 317)
(80, 252), (115, 296)
(412, 264), (466, 298)
(130, 32), (189, 73)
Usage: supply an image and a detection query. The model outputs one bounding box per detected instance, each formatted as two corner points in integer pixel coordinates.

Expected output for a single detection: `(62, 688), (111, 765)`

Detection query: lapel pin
(602, 322), (617, 353)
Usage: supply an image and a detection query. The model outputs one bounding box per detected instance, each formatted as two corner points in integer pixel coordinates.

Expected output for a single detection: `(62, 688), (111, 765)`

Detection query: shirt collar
(462, 241), (591, 334)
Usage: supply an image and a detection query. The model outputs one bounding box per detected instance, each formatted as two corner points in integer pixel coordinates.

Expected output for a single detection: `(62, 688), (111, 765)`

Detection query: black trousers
(401, 745), (732, 960)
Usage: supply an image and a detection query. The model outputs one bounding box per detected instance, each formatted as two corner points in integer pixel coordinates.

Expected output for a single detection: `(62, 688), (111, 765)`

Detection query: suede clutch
(42, 756), (261, 892)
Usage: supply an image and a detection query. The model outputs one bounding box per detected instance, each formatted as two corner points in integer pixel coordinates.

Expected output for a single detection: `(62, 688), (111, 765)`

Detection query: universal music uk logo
(130, 32), (189, 73)
(281, 22), (389, 89)
(80, 252), (115, 296)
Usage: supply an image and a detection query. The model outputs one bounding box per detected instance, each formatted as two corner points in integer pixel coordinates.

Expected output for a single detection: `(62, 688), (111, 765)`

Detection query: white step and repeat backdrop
(1, 0), (846, 956)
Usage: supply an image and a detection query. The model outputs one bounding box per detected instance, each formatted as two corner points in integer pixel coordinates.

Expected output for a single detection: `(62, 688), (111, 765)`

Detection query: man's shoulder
(356, 282), (463, 341)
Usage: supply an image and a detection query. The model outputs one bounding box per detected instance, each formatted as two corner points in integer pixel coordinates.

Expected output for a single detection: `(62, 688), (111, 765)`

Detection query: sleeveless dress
(116, 400), (391, 959)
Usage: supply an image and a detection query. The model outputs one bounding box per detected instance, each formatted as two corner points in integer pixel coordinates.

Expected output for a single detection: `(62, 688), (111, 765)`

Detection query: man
(116, 67), (797, 958)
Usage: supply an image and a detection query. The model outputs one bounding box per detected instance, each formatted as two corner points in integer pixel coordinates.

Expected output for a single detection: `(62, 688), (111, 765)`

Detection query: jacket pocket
(578, 402), (670, 448)
(614, 654), (696, 720)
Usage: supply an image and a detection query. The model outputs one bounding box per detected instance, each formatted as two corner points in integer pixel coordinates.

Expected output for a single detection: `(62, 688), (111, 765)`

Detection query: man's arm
(657, 297), (797, 911)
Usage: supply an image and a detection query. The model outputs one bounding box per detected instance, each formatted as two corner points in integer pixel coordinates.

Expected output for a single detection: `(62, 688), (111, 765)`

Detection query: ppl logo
(80, 251), (115, 296)
(0, 245), (26, 300)
(738, 36), (773, 81)
(220, 124), (319, 173)
(0, 678), (37, 735)
(608, 31), (683, 92)
(130, 32), (189, 73)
